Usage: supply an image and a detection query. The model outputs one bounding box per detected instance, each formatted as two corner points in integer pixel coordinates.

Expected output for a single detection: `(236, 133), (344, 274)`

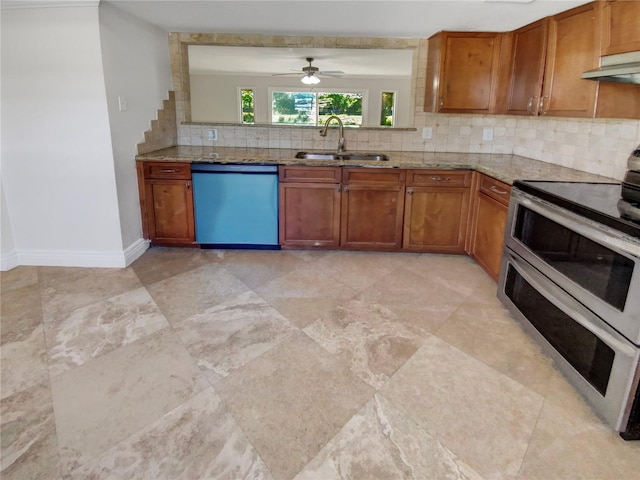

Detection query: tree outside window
(380, 91), (395, 126)
(241, 88), (255, 124)
(271, 90), (363, 126)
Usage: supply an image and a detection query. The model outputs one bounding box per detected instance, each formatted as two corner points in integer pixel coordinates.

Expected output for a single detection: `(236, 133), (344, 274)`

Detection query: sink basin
(295, 151), (390, 161)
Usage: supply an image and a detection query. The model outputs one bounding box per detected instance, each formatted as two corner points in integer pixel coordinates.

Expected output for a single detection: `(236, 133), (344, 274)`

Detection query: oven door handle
(506, 251), (638, 358)
(514, 191), (640, 259)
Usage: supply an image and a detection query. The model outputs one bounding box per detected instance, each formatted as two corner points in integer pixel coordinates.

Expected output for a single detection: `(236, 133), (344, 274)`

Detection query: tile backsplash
(178, 115), (639, 181)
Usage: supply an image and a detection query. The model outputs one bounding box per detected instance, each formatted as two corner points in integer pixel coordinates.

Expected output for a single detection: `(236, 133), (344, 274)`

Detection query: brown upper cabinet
(596, 0), (640, 119)
(601, 0), (640, 55)
(503, 3), (601, 117)
(424, 32), (503, 114)
(503, 19), (548, 116)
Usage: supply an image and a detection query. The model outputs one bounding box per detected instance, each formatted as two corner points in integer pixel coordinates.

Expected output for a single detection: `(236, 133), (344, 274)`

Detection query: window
(380, 91), (396, 126)
(270, 89), (365, 126)
(240, 88), (255, 124)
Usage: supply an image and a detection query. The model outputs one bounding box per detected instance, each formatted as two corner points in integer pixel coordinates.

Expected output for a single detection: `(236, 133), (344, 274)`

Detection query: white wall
(1, 5), (124, 268)
(98, 2), (172, 252)
(190, 73), (411, 127)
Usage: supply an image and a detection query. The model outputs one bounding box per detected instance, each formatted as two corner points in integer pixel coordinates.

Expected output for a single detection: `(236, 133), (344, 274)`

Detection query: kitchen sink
(295, 151), (390, 161)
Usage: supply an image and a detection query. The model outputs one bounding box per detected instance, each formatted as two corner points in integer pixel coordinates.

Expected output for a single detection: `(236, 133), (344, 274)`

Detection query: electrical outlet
(482, 128), (494, 141)
(422, 127), (433, 139)
(207, 129), (218, 141)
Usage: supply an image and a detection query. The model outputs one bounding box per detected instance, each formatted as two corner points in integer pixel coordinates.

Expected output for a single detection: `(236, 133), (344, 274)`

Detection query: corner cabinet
(403, 170), (471, 253)
(424, 32), (504, 114)
(468, 173), (511, 281)
(137, 162), (195, 246)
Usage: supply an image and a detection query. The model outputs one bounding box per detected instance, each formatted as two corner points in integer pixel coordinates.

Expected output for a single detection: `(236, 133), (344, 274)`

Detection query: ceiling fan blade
(318, 71), (344, 77)
(271, 72), (301, 76)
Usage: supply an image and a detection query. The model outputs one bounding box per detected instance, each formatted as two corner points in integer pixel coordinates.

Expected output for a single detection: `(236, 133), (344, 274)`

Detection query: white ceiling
(104, 0), (590, 38)
(188, 46), (414, 77)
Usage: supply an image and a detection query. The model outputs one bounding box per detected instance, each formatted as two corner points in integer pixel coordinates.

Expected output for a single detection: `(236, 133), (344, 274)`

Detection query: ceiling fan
(272, 57), (344, 84)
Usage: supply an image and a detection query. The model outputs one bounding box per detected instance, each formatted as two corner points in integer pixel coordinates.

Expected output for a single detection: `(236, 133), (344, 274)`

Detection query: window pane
(272, 91), (316, 125)
(380, 91), (395, 126)
(318, 93), (363, 126)
(241, 88), (254, 124)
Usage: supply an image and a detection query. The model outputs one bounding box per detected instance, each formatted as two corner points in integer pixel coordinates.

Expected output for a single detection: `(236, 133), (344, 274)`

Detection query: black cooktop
(514, 180), (640, 240)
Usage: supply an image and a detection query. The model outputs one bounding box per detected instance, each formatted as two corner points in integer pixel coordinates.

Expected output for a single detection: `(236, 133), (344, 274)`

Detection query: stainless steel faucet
(319, 115), (345, 153)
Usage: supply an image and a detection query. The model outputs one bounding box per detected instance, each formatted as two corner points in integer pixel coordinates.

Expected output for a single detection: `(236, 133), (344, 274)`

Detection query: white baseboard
(0, 239), (149, 270)
(0, 250), (20, 271)
(123, 238), (150, 266)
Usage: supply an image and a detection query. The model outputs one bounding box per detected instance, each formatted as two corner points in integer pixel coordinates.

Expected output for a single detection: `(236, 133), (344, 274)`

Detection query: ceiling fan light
(301, 74), (320, 85)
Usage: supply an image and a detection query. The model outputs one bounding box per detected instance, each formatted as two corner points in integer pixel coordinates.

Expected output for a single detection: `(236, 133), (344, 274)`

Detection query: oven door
(498, 250), (640, 431)
(504, 188), (640, 345)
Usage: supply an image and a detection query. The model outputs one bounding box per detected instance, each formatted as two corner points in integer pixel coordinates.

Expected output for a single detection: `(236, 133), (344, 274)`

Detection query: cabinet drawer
(279, 166), (341, 183)
(342, 168), (406, 185)
(143, 162), (191, 180)
(407, 169), (471, 187)
(479, 174), (511, 206)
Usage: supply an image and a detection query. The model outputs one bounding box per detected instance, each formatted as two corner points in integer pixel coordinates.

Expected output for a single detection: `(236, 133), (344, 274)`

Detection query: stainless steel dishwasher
(191, 164), (279, 248)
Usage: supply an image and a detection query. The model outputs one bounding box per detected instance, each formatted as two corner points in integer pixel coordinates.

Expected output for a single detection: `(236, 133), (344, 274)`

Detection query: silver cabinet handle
(490, 185), (508, 195)
(527, 96), (540, 116)
(538, 95), (549, 115)
(343, 185), (349, 192)
(438, 96), (444, 111)
(336, 185), (341, 192)
(160, 169), (180, 173)
(186, 182), (191, 190)
(429, 176), (450, 182)
(407, 187), (414, 195)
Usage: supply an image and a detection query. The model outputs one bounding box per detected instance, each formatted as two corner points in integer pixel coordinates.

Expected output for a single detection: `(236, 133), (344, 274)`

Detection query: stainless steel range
(497, 153), (640, 440)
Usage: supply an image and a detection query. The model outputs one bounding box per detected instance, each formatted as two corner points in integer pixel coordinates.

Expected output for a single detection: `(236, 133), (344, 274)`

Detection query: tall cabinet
(503, 3), (601, 117)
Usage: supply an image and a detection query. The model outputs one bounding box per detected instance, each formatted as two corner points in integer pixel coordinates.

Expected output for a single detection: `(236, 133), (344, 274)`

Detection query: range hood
(582, 51), (640, 84)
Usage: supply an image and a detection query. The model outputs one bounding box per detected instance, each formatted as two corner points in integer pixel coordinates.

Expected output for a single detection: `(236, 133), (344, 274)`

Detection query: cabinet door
(340, 184), (405, 250)
(541, 3), (600, 118)
(425, 32), (503, 113)
(601, 0), (640, 56)
(145, 179), (195, 245)
(505, 19), (548, 116)
(279, 182), (341, 248)
(403, 186), (470, 253)
(470, 192), (508, 281)
(596, 82), (640, 119)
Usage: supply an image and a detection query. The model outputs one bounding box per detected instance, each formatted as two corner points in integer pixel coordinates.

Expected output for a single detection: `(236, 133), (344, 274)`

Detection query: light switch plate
(422, 127), (433, 139)
(208, 129), (218, 141)
(118, 96), (128, 112)
(482, 128), (493, 141)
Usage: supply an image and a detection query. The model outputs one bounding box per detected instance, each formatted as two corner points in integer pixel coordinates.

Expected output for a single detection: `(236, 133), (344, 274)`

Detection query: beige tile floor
(1, 248), (639, 480)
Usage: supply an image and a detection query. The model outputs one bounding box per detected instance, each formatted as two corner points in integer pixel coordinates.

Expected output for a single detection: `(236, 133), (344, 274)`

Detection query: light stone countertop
(136, 146), (617, 185)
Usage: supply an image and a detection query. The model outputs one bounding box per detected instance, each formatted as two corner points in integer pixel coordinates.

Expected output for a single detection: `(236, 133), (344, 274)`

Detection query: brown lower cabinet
(403, 170), (471, 253)
(137, 162), (195, 246)
(468, 173), (512, 280)
(340, 168), (406, 250)
(279, 165), (476, 255)
(278, 166), (342, 248)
